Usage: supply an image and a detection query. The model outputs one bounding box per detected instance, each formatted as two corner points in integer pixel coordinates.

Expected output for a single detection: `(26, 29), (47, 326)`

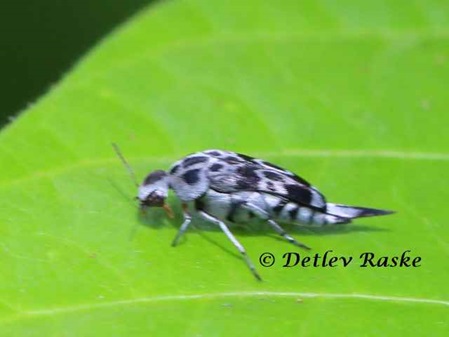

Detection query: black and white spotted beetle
(114, 146), (394, 280)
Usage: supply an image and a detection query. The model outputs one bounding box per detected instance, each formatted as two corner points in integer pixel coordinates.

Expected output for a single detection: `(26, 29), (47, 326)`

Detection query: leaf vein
(0, 149), (448, 190)
(1, 291), (447, 325)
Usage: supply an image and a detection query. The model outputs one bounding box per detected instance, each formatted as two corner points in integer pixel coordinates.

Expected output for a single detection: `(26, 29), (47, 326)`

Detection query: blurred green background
(0, 0), (156, 128)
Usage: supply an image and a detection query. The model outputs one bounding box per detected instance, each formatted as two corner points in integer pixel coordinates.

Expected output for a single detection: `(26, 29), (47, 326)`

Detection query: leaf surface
(1, 0), (448, 335)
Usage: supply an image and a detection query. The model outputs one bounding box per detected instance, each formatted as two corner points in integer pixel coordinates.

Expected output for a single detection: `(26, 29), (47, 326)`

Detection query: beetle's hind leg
(241, 201), (311, 250)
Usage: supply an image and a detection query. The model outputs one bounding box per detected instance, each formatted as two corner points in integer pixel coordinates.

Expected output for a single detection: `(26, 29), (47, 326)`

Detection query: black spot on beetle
(273, 200), (287, 215)
(169, 164), (180, 174)
(182, 169), (201, 185)
(263, 170), (284, 181)
(183, 156), (209, 168)
(289, 207), (299, 220)
(210, 163), (224, 172)
(285, 184), (312, 205)
(236, 179), (252, 190)
(262, 160), (310, 186)
(205, 150), (222, 157)
(223, 156), (242, 164)
(143, 170), (168, 185)
(266, 181), (277, 192)
(236, 165), (260, 187)
(237, 165), (259, 179)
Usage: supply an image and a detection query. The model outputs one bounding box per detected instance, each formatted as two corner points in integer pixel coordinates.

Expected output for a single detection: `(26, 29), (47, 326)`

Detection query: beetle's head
(138, 170), (173, 217)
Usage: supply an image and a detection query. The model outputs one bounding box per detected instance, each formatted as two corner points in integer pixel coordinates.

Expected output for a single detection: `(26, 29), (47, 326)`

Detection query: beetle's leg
(171, 203), (192, 247)
(197, 210), (262, 281)
(241, 201), (311, 250)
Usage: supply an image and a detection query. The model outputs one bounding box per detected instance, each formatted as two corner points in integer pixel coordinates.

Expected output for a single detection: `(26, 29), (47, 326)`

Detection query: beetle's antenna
(112, 143), (139, 187)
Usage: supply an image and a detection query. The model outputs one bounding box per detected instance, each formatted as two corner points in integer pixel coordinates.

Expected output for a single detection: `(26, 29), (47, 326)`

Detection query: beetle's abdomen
(198, 190), (348, 226)
(249, 193), (348, 226)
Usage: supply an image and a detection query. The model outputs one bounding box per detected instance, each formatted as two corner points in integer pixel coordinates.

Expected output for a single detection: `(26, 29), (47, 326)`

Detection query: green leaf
(1, 0), (448, 335)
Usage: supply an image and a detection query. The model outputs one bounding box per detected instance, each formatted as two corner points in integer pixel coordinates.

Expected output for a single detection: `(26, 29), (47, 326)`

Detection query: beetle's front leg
(171, 203), (192, 247)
